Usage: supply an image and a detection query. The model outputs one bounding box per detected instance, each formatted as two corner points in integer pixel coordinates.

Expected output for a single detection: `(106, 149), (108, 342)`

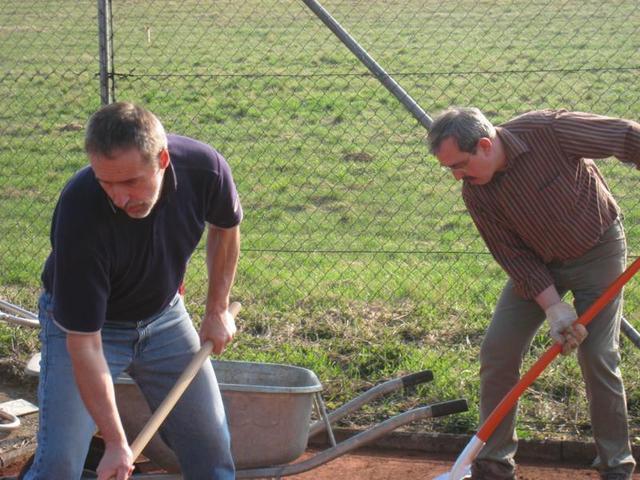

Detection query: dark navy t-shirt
(41, 134), (243, 333)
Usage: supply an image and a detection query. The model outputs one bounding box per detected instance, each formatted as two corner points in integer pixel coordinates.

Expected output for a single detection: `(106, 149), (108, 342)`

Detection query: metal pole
(301, 0), (433, 130)
(621, 316), (640, 349)
(97, 0), (114, 105)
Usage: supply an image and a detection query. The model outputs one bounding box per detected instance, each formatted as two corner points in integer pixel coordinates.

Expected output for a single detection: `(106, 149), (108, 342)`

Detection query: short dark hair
(427, 107), (495, 154)
(84, 102), (167, 163)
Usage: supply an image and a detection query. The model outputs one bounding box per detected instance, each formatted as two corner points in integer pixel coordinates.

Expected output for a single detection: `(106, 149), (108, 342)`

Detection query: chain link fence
(2, 0), (640, 441)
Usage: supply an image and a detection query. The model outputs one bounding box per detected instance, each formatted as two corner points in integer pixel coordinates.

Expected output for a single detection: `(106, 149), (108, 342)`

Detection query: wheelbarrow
(112, 359), (468, 479)
(2, 298), (468, 479)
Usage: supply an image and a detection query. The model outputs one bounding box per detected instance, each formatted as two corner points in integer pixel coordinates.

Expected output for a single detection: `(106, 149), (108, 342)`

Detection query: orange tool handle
(477, 256), (640, 442)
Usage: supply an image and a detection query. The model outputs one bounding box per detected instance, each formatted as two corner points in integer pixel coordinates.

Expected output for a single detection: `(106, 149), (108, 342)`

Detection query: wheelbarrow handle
(129, 302), (241, 460)
(402, 369), (434, 388)
(431, 399), (468, 418)
(308, 369), (434, 437)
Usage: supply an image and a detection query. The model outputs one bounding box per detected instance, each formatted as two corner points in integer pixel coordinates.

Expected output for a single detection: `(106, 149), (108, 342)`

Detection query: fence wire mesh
(2, 0), (640, 441)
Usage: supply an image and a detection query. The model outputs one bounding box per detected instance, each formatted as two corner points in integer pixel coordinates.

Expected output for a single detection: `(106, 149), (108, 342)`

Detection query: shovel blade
(433, 434), (484, 480)
(433, 465), (471, 480)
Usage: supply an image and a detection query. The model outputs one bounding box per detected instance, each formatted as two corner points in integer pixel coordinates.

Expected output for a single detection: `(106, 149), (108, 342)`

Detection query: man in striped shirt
(428, 108), (640, 480)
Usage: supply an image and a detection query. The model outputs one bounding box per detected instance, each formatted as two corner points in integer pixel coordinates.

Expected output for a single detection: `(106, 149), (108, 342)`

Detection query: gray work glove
(545, 301), (588, 355)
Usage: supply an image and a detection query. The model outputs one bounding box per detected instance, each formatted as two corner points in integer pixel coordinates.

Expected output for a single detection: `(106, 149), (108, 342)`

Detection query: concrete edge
(309, 428), (638, 466)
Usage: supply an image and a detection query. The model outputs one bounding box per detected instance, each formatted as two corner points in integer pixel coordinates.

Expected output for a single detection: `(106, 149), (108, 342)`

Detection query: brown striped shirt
(463, 110), (640, 299)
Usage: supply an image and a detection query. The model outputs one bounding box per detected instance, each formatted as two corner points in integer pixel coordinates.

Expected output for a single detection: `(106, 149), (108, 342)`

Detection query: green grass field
(2, 0), (640, 440)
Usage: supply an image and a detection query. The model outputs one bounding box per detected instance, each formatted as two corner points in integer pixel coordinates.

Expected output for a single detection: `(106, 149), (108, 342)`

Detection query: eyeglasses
(440, 155), (471, 174)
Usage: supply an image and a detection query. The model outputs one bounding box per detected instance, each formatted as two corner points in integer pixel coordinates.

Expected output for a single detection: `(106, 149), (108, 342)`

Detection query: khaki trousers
(476, 219), (635, 478)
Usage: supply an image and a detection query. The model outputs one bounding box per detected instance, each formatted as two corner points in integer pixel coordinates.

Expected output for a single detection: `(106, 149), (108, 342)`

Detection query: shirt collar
(161, 160), (178, 202)
(495, 126), (529, 170)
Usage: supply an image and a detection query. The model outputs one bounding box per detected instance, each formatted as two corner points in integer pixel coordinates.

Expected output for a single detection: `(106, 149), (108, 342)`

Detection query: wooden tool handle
(130, 301), (241, 459)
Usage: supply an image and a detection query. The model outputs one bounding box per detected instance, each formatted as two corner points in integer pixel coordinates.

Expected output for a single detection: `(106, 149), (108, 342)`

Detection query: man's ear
(477, 137), (493, 154)
(158, 148), (170, 169)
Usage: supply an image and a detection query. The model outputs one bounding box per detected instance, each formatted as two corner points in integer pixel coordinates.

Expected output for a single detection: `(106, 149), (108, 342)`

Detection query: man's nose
(110, 185), (129, 208)
(453, 170), (465, 181)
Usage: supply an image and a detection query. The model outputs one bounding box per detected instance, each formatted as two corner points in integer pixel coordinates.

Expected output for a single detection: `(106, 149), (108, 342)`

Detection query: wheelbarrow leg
(313, 392), (336, 447)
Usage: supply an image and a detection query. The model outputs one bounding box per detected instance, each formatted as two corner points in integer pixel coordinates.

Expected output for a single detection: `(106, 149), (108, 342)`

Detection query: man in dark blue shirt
(25, 102), (242, 480)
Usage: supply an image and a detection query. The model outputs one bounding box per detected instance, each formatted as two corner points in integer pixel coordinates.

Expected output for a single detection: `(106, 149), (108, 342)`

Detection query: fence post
(97, 0), (114, 105)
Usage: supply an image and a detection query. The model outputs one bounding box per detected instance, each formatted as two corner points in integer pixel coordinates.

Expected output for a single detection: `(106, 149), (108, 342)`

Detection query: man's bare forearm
(205, 225), (240, 315)
(67, 332), (133, 478)
(66, 332), (127, 446)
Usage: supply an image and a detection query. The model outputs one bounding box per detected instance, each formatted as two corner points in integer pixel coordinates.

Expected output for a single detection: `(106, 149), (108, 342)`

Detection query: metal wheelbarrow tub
(115, 360), (324, 471)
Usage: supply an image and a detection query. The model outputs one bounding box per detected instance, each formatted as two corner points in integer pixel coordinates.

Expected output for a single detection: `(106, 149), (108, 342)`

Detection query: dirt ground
(288, 448), (634, 479)
(1, 447), (639, 479)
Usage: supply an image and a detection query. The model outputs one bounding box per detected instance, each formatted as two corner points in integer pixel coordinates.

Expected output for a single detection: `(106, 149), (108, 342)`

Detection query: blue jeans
(24, 292), (235, 480)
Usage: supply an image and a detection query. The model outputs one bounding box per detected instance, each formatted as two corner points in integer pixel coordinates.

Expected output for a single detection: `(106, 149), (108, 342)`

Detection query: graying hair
(427, 107), (495, 154)
(85, 102), (167, 164)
